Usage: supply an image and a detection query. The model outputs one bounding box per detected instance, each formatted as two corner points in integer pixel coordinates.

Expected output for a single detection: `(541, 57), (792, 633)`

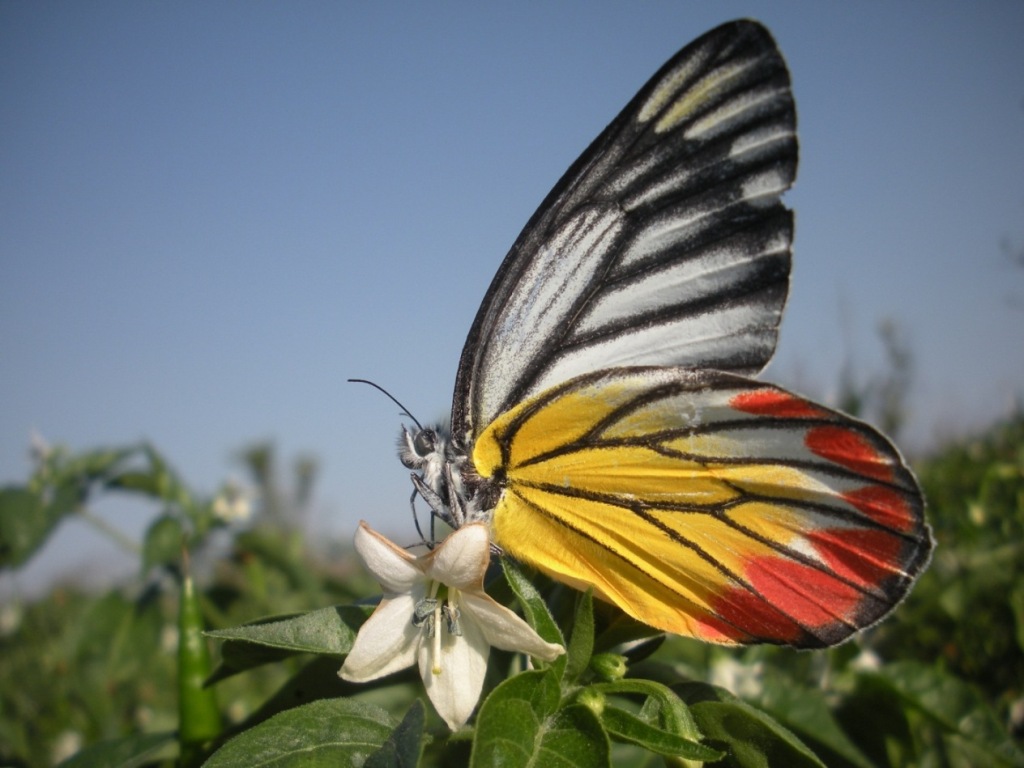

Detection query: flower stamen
(443, 594), (462, 637)
(432, 599), (443, 675)
(412, 597), (438, 631)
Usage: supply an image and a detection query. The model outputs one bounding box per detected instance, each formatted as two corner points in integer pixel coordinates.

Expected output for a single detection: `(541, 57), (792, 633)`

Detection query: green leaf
(57, 446), (139, 489)
(206, 640), (298, 686)
(108, 445), (195, 514)
(872, 662), (1024, 766)
(56, 731), (176, 768)
(142, 513), (184, 571)
(44, 445), (140, 515)
(205, 605), (371, 685)
(471, 669), (610, 768)
(502, 558), (566, 651)
(108, 470), (162, 496)
(0, 486), (58, 569)
(831, 671), (912, 768)
(30, 444), (155, 540)
(42, 475), (84, 523)
(234, 656), (395, 732)
(1011, 581), (1024, 653)
(757, 670), (874, 768)
(600, 705), (722, 761)
(203, 697), (397, 767)
(365, 700), (426, 768)
(594, 678), (700, 742)
(681, 684), (827, 768)
(208, 604), (368, 656)
(563, 590), (595, 684)
(235, 527), (322, 594)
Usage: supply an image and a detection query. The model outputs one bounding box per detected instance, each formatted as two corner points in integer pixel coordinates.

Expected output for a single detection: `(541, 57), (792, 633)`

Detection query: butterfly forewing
(472, 368), (930, 647)
(452, 21), (798, 447)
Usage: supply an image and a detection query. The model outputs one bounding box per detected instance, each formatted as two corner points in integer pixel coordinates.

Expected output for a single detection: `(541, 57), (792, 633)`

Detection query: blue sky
(3, 2), (1023, 590)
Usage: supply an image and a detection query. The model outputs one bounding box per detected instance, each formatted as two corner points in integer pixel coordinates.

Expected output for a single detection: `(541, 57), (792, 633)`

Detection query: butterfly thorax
(399, 424), (495, 531)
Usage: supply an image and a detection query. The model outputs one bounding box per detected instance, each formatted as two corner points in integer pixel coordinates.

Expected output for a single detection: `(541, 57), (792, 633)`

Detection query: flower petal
(354, 521), (424, 593)
(339, 594), (419, 681)
(461, 592), (565, 662)
(418, 609), (490, 730)
(426, 523), (490, 590)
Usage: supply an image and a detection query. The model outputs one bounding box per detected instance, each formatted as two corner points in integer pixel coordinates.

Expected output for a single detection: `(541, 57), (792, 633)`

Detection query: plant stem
(79, 507), (142, 555)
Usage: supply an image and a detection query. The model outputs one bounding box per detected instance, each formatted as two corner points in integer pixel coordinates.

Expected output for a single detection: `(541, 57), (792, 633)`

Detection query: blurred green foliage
(883, 412), (1024, 730)
(1, 411), (1022, 766)
(0, 441), (373, 766)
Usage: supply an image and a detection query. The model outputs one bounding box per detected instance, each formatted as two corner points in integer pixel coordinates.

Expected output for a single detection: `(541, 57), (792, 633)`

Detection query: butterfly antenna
(348, 378), (423, 430)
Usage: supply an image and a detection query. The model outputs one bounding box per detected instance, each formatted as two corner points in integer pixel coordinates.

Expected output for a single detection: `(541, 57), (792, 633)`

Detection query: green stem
(78, 507), (142, 555)
(178, 551), (223, 765)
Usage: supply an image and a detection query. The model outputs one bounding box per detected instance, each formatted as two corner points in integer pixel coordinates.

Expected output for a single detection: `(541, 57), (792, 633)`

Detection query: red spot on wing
(842, 485), (916, 532)
(729, 389), (825, 419)
(809, 528), (904, 587)
(697, 552), (868, 644)
(805, 425), (894, 483)
(744, 555), (862, 628)
(696, 586), (805, 645)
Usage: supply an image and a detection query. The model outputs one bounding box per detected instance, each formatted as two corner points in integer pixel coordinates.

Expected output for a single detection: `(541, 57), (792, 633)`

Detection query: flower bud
(590, 652), (628, 681)
(576, 687), (606, 717)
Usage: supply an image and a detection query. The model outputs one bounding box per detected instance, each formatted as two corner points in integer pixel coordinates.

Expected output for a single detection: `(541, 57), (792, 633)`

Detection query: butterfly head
(398, 423), (450, 480)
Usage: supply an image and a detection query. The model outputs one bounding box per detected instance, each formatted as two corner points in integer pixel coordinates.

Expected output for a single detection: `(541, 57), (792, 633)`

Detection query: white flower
(339, 521), (565, 729)
(849, 648), (882, 672)
(211, 480), (252, 523)
(0, 603), (23, 638)
(29, 429), (52, 466)
(50, 730), (83, 765)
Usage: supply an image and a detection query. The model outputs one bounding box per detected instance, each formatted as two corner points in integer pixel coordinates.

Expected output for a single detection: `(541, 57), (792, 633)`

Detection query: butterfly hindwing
(452, 21), (798, 448)
(472, 367), (930, 647)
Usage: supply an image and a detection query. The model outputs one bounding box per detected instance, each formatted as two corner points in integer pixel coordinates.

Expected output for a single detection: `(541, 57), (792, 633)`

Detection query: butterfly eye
(414, 429), (437, 457)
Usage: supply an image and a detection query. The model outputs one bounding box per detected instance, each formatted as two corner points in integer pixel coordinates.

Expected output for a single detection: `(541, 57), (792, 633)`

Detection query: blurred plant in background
(0, 438), (374, 766)
(836, 319), (914, 442)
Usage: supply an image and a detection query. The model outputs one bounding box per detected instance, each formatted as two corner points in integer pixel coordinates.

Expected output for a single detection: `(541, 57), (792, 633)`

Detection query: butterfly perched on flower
(390, 19), (932, 648)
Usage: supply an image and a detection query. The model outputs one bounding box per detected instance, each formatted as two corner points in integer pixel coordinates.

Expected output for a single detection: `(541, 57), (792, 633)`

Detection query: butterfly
(391, 19), (932, 648)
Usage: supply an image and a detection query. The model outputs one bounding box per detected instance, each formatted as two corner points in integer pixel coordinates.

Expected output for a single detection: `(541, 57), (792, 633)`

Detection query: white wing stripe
(685, 85), (793, 141)
(574, 232), (788, 335)
(618, 190), (790, 270)
(477, 205), (624, 425)
(530, 303), (782, 398)
(742, 168), (792, 208)
(729, 123), (796, 160)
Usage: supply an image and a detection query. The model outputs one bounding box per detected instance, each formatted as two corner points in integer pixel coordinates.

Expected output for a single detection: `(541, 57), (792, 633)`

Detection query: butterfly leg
(411, 473), (453, 536)
(408, 486), (432, 548)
